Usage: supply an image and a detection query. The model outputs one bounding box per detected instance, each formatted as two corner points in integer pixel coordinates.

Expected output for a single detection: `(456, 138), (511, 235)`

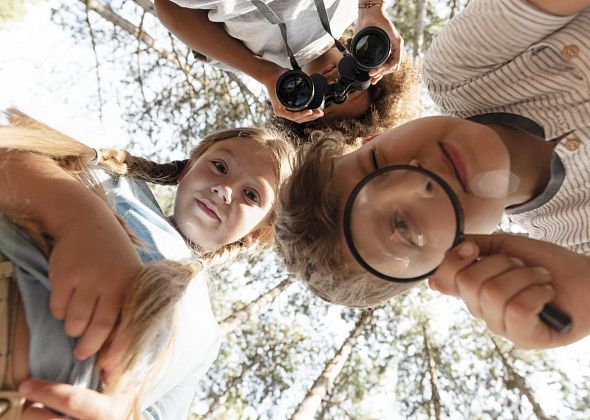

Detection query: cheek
(173, 182), (193, 215)
(461, 196), (505, 234)
(236, 204), (273, 235)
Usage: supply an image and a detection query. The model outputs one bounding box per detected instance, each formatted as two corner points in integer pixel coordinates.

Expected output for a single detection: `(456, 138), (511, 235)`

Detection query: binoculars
(276, 26), (391, 111)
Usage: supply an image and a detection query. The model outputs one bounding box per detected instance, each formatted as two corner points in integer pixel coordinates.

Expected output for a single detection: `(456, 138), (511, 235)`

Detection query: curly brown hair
(269, 57), (422, 145)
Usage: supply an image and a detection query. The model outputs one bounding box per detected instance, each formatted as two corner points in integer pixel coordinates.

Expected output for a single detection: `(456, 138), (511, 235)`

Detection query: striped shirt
(423, 0), (590, 255)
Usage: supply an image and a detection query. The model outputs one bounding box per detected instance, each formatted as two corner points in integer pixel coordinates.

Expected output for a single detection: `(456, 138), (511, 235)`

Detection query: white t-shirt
(168, 0), (357, 69)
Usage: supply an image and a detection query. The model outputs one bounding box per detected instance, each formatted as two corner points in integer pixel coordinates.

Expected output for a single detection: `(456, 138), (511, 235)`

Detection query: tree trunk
(449, 0), (458, 19)
(290, 310), (374, 420)
(203, 361), (257, 417)
(421, 322), (441, 420)
(413, 0), (427, 57)
(219, 277), (296, 335)
(81, 0), (175, 63)
(131, 0), (156, 15)
(490, 337), (550, 420)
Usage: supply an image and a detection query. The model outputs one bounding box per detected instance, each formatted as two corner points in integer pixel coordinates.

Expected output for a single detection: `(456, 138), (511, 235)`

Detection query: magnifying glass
(343, 164), (571, 333)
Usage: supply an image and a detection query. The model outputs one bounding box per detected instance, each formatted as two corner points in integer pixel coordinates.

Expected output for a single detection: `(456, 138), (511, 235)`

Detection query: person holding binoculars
(155, 0), (419, 142)
(276, 0), (590, 351)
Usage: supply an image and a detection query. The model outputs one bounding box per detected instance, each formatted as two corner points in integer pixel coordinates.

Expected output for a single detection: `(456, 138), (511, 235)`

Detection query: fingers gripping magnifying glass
(343, 165), (571, 333)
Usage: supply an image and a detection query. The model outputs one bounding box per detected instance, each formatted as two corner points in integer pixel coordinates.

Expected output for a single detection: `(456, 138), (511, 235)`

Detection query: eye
(244, 188), (260, 204)
(393, 213), (416, 247)
(211, 160), (227, 174)
(370, 148), (379, 170)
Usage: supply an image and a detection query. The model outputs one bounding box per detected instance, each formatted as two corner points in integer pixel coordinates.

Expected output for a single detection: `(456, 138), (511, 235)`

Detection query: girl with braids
(0, 109), (294, 419)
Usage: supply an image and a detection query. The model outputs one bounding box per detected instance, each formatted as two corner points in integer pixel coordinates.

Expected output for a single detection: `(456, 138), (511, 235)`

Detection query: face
(173, 138), (277, 250)
(332, 116), (512, 277)
(303, 47), (371, 120)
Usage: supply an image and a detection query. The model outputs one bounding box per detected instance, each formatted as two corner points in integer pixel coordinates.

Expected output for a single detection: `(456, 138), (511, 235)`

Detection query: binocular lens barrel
(352, 27), (391, 69)
(276, 71), (313, 110)
(275, 26), (390, 111)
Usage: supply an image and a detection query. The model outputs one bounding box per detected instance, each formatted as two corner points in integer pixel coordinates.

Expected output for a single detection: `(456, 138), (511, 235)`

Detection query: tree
(52, 0), (268, 159)
(290, 310), (375, 420)
(219, 276), (295, 335)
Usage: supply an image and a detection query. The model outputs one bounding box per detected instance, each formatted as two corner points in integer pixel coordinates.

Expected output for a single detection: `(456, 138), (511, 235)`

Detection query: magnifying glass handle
(539, 304), (572, 333)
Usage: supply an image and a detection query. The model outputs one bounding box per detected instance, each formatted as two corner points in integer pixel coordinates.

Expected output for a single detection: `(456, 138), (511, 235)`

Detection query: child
(154, 0), (420, 141)
(0, 109), (294, 419)
(275, 0), (590, 350)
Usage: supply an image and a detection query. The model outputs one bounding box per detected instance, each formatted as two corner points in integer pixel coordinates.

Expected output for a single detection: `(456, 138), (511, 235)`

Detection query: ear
(177, 160), (193, 183)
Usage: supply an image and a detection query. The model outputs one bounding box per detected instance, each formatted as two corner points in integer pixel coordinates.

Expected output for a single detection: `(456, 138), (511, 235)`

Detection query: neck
(488, 123), (554, 208)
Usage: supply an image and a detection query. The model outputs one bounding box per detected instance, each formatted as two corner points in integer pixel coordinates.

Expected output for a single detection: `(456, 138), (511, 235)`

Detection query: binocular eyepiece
(276, 26), (391, 111)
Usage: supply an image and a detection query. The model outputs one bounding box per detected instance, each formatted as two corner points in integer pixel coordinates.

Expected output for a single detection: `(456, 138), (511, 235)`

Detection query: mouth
(196, 198), (221, 221)
(439, 143), (468, 193)
(321, 65), (338, 80)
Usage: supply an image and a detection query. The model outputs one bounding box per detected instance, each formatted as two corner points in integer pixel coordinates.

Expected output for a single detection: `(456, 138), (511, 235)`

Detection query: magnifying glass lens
(346, 167), (461, 281)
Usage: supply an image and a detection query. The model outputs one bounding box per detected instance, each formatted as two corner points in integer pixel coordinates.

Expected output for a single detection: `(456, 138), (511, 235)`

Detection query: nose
(408, 160), (436, 199)
(211, 184), (232, 204)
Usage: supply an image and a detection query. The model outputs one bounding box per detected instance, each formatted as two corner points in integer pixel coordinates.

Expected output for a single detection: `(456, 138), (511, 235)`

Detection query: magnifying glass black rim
(343, 164), (465, 283)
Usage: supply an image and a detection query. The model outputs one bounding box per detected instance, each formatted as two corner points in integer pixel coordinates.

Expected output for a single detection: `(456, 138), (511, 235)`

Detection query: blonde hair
(275, 131), (419, 308)
(0, 109), (290, 417)
(99, 127), (294, 267)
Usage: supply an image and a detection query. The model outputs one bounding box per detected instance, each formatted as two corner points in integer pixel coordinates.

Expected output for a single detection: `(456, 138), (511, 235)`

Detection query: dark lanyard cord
(312, 0), (348, 55)
(250, 0), (350, 71)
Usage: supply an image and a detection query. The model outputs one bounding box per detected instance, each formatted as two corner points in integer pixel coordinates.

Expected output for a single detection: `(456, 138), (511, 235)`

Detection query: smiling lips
(440, 143), (468, 192)
(196, 198), (221, 221)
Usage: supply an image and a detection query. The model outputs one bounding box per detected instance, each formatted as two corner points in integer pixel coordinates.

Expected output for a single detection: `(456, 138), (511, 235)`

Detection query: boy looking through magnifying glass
(275, 0), (590, 350)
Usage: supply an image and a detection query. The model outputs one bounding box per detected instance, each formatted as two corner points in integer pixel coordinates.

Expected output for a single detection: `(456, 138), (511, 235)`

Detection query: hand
(49, 217), (143, 361)
(19, 379), (135, 420)
(262, 67), (325, 123)
(356, 4), (404, 85)
(429, 234), (590, 349)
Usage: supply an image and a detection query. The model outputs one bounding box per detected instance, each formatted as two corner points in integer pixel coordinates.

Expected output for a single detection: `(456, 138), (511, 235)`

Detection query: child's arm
(0, 150), (142, 360)
(527, 0), (590, 16)
(423, 0), (579, 91)
(154, 0), (323, 123)
(429, 233), (590, 349)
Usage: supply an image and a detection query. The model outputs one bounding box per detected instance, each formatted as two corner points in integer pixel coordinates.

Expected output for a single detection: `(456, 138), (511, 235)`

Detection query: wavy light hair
(275, 131), (420, 308)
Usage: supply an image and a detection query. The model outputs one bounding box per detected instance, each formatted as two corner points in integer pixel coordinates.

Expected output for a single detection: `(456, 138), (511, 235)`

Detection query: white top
(423, 0), (590, 255)
(167, 0), (357, 69)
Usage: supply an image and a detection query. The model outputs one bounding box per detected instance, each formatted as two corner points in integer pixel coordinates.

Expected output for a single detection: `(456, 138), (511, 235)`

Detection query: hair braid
(99, 148), (188, 186)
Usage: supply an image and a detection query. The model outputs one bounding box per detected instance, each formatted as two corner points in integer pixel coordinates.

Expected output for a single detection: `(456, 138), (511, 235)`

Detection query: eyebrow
(215, 147), (237, 159)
